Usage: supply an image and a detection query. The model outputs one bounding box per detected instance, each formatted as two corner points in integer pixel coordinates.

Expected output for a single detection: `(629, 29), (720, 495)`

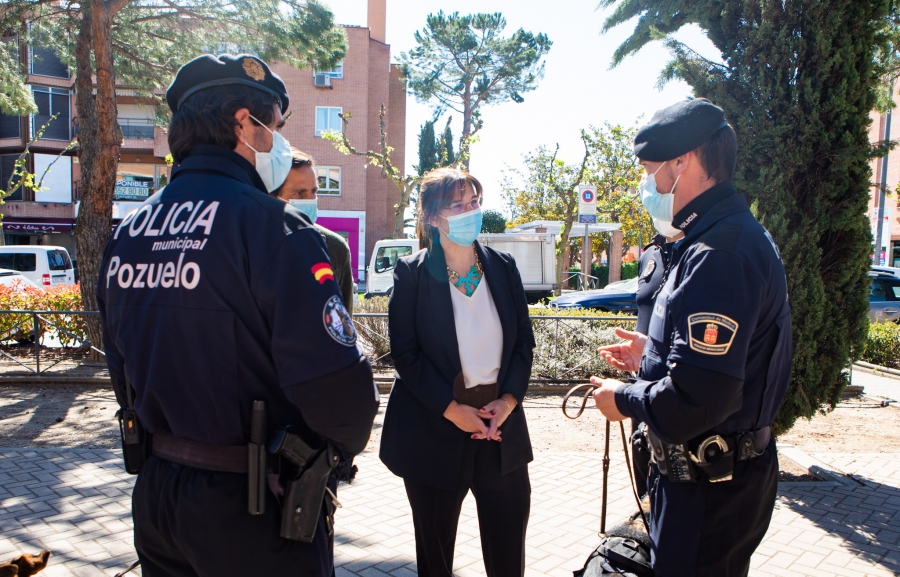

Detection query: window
(30, 46), (69, 78)
(315, 107), (342, 136)
(32, 87), (70, 141)
(119, 119), (154, 139)
(374, 246), (413, 274)
(871, 280), (889, 302)
(316, 166), (341, 195)
(0, 253), (37, 272)
(0, 112), (20, 138)
(316, 60), (344, 79)
(0, 155), (22, 200)
(48, 250), (70, 271)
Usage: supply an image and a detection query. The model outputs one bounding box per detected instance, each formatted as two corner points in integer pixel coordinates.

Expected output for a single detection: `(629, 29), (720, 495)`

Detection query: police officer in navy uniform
(97, 54), (379, 576)
(593, 98), (793, 576)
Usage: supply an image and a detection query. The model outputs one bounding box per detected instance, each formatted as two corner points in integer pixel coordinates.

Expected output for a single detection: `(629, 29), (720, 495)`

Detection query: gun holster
(268, 427), (338, 543)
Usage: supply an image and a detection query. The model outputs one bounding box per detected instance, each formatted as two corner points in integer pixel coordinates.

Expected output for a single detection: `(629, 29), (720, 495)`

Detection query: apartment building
(869, 87), (900, 268)
(0, 0), (406, 284)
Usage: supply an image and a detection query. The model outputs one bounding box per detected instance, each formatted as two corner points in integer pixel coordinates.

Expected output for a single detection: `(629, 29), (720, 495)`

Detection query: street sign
(578, 185), (597, 224)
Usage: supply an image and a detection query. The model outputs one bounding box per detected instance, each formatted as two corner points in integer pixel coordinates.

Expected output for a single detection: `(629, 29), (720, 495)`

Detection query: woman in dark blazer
(380, 167), (536, 577)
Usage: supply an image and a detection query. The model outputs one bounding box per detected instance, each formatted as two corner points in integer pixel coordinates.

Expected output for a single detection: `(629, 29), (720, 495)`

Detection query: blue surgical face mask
(289, 198), (318, 224)
(639, 162), (680, 224)
(244, 114), (292, 192)
(439, 207), (483, 246)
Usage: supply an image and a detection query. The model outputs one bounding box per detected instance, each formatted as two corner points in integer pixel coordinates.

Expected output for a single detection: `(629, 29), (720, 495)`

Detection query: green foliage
(861, 322), (900, 369)
(481, 209), (507, 233)
(0, 35), (35, 115)
(566, 263), (638, 289)
(601, 0), (887, 434)
(441, 124), (456, 166)
(416, 121), (439, 176)
(399, 11), (551, 165)
(0, 283), (86, 347)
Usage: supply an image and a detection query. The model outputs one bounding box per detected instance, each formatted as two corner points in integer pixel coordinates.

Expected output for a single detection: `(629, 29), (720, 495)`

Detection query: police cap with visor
(633, 98), (728, 161)
(166, 54), (290, 114)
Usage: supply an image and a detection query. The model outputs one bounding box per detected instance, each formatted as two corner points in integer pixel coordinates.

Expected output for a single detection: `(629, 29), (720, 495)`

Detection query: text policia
(105, 200), (219, 291)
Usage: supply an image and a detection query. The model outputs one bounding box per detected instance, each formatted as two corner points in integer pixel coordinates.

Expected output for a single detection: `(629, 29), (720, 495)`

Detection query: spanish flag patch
(311, 263), (335, 284)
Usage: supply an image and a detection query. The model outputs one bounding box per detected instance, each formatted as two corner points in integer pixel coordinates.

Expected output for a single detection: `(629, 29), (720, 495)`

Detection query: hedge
(0, 283), (86, 347)
(861, 322), (900, 369)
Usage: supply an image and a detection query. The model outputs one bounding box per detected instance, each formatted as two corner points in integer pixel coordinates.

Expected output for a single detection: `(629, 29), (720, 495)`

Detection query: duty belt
(644, 426), (771, 483)
(151, 431), (248, 473)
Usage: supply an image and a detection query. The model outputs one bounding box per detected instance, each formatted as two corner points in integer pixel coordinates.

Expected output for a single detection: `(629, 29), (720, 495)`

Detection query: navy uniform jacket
(635, 235), (671, 336)
(97, 145), (378, 452)
(380, 240), (535, 489)
(615, 181), (792, 445)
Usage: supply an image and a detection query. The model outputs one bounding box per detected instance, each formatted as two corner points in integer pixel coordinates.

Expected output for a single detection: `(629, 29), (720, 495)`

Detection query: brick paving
(1, 448), (898, 576)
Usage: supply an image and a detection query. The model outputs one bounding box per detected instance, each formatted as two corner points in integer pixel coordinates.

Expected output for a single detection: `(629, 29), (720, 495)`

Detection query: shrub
(861, 322), (900, 369)
(354, 296), (391, 367)
(0, 283), (87, 347)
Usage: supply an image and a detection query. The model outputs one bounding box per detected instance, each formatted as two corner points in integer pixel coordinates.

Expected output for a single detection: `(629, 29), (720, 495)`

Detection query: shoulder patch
(312, 263), (334, 284)
(687, 313), (739, 355)
(323, 295), (357, 346)
(640, 258), (656, 280)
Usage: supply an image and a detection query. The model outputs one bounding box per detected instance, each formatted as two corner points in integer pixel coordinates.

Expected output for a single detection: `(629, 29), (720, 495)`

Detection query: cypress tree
(416, 120), (439, 176)
(600, 0), (888, 433)
(440, 124), (456, 167)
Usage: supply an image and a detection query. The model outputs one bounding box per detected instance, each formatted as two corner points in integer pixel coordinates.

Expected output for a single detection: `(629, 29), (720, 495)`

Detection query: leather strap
(152, 431), (248, 473)
(562, 382), (598, 419)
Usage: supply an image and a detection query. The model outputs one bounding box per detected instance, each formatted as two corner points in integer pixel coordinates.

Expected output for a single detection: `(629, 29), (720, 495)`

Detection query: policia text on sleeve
(96, 54), (378, 577)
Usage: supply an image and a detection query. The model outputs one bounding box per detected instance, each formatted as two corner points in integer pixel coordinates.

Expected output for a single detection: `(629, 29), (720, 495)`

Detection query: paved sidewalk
(1, 448), (898, 576)
(851, 367), (900, 404)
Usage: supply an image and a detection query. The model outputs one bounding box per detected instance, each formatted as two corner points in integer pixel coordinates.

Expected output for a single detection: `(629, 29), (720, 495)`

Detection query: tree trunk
(461, 84), (472, 170)
(393, 182), (413, 239)
(555, 210), (575, 296)
(74, 0), (123, 353)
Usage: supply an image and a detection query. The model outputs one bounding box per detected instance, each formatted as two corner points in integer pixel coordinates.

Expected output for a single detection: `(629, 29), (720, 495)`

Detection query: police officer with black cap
(593, 98), (793, 576)
(97, 54), (379, 576)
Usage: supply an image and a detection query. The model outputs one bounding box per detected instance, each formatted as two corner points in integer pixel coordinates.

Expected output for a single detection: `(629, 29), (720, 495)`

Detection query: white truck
(365, 233), (557, 302)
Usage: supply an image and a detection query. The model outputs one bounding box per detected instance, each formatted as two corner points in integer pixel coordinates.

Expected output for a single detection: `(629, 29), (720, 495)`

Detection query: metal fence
(353, 312), (638, 385)
(0, 310), (637, 385)
(0, 310), (101, 375)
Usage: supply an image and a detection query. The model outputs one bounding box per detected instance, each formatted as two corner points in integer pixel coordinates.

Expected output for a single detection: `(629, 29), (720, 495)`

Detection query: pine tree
(416, 120), (438, 176)
(600, 0), (888, 433)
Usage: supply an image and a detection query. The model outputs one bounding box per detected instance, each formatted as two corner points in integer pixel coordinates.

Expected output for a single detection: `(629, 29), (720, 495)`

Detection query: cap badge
(242, 58), (266, 81)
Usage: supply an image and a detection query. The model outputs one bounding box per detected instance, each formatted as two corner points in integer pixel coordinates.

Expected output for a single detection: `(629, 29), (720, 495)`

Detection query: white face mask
(639, 162), (679, 223)
(653, 217), (681, 239)
(243, 114), (292, 192)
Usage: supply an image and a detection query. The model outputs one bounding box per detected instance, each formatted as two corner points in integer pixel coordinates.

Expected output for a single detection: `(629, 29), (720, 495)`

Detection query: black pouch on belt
(116, 373), (150, 475)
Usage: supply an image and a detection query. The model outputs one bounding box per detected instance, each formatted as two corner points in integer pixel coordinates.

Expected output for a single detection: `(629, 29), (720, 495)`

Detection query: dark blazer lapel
(424, 242), (462, 374)
(477, 242), (516, 383)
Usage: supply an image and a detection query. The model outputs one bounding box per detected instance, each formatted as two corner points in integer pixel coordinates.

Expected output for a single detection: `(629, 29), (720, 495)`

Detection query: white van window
(48, 250), (70, 271)
(0, 253), (36, 272)
(375, 246), (413, 273)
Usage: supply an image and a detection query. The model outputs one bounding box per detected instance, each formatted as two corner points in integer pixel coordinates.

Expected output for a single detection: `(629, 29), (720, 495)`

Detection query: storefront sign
(114, 180), (152, 201)
(2, 220), (73, 234)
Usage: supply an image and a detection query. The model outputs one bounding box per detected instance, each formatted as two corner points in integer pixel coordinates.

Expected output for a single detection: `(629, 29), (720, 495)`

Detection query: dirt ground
(2, 386), (897, 463)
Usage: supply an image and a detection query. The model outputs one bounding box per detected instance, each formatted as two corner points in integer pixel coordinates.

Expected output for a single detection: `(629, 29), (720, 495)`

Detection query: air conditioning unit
(314, 73), (332, 88)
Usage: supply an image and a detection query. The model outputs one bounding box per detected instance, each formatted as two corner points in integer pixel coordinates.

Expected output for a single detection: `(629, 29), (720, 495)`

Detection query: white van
(0, 246), (75, 287)
(365, 233), (558, 301)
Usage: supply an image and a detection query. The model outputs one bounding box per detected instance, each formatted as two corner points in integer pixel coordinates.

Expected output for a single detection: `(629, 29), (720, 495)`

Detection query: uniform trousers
(649, 440), (778, 577)
(132, 455), (334, 577)
(403, 436), (531, 577)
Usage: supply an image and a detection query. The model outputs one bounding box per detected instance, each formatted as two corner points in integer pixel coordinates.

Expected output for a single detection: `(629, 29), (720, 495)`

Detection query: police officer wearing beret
(97, 54), (379, 576)
(593, 98), (793, 576)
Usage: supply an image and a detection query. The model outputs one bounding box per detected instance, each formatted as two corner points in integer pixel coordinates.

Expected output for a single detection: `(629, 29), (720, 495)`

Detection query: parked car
(0, 246), (75, 287)
(869, 272), (900, 324)
(550, 276), (640, 313)
(872, 265), (900, 279)
(0, 268), (40, 291)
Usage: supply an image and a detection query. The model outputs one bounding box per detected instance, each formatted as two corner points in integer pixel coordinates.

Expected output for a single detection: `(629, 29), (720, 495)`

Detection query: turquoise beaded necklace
(447, 250), (483, 297)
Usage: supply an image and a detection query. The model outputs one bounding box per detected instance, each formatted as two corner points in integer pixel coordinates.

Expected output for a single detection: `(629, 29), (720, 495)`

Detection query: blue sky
(327, 0), (720, 213)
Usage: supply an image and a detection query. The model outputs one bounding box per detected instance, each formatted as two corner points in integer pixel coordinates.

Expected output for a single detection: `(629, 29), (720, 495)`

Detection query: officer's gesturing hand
(597, 328), (647, 372)
(590, 378), (627, 421)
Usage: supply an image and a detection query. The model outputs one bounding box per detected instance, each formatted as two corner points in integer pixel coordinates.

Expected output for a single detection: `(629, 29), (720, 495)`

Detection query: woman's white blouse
(448, 275), (503, 389)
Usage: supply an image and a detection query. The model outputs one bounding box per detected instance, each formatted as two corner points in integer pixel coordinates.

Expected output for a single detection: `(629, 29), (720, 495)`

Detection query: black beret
(633, 98), (728, 161)
(166, 54), (289, 114)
